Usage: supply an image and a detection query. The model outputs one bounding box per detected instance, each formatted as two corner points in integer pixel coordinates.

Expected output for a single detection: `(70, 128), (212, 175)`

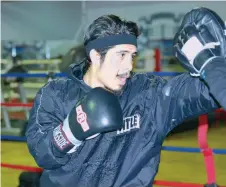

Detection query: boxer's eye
(120, 53), (126, 58)
(132, 54), (136, 60)
(116, 51), (127, 59)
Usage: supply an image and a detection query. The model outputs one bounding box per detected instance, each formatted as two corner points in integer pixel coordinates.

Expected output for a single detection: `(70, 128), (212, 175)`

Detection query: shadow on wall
(59, 45), (86, 73)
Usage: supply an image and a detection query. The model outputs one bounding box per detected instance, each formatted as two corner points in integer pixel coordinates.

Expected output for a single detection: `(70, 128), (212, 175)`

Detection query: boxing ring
(1, 70), (226, 187)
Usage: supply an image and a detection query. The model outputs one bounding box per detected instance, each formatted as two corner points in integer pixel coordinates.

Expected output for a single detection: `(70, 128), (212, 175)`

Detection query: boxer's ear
(89, 49), (101, 65)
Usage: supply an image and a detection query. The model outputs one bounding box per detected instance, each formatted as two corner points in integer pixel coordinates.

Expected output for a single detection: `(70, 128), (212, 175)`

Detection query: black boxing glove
(68, 87), (123, 140)
(53, 87), (123, 153)
(173, 7), (226, 77)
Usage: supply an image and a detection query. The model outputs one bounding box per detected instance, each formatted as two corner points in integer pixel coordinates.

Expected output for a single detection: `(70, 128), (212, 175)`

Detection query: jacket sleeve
(201, 59), (226, 110)
(151, 65), (224, 136)
(26, 81), (81, 170)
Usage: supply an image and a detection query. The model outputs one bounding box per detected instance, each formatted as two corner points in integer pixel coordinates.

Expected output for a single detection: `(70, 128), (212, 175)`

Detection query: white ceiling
(1, 1), (82, 40)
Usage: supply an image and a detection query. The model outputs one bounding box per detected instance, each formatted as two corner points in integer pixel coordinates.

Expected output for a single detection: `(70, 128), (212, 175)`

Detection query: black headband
(85, 34), (137, 56)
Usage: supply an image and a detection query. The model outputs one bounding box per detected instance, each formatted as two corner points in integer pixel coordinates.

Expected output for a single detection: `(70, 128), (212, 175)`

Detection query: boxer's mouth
(117, 72), (130, 79)
(116, 72), (130, 85)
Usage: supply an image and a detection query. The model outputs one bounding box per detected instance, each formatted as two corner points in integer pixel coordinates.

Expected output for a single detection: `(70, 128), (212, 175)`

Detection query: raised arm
(173, 7), (226, 110)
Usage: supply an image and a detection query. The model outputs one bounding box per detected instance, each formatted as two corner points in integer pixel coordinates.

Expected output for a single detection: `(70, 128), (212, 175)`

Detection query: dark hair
(82, 14), (140, 72)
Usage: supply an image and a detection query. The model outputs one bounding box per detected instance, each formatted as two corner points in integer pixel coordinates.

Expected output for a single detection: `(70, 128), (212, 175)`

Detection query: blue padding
(1, 135), (26, 142)
(0, 72), (67, 78)
(213, 149), (226, 154)
(162, 146), (226, 155)
(162, 146), (201, 153)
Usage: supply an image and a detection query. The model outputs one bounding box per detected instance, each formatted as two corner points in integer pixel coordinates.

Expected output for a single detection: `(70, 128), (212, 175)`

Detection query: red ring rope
(0, 102), (33, 107)
(1, 163), (43, 172)
(198, 115), (216, 185)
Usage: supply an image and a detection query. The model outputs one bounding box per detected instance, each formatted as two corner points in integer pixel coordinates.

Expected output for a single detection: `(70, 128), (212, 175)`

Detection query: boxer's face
(97, 44), (137, 91)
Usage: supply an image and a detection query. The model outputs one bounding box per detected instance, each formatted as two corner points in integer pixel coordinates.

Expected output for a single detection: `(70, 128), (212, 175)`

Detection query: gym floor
(1, 123), (226, 187)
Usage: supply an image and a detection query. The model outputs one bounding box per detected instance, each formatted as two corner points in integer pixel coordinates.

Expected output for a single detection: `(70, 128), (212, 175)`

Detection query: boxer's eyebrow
(116, 50), (129, 54)
(116, 50), (137, 55)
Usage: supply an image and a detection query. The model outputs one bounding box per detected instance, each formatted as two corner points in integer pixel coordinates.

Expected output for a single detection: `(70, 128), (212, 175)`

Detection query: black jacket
(26, 61), (225, 187)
